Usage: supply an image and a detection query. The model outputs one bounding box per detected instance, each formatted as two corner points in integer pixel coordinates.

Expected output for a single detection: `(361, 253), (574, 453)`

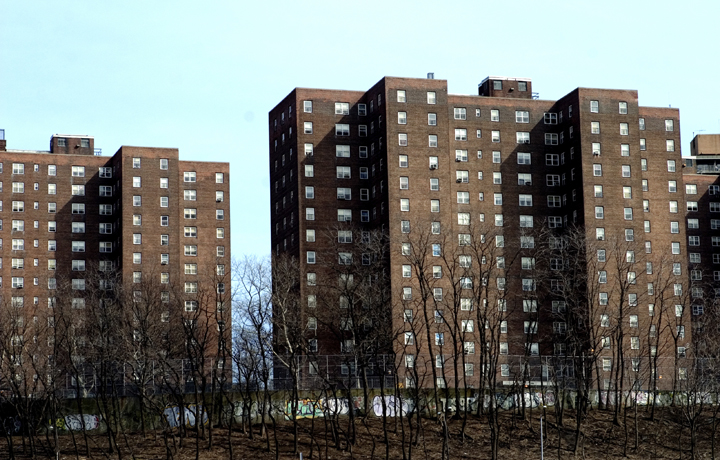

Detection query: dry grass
(6, 406), (720, 459)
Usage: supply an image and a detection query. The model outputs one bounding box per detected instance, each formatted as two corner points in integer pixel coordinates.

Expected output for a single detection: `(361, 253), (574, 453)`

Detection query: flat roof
(480, 76), (532, 84)
(51, 134), (94, 139)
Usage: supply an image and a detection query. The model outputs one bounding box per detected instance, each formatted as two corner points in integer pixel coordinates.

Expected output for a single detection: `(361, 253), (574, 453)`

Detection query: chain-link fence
(272, 354), (720, 392)
(47, 358), (231, 399)
(29, 354), (720, 398)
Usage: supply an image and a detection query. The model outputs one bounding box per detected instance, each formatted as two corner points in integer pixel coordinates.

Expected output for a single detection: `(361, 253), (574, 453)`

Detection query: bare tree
(270, 253), (305, 454)
(232, 255), (275, 453)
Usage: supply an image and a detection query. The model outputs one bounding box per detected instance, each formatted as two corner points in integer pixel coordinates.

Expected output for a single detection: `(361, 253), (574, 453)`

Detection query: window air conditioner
(524, 140), (530, 144)
(456, 179), (462, 183)
(430, 165), (438, 170)
(525, 182), (532, 186)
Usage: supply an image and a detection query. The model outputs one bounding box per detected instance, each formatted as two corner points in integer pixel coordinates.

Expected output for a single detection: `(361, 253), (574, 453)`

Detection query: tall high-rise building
(0, 130), (230, 380)
(269, 75), (690, 388)
(683, 134), (720, 331)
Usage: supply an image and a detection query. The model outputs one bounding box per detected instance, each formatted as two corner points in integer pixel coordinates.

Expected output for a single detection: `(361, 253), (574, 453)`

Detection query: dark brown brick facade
(0, 133), (230, 353)
(270, 76), (692, 388)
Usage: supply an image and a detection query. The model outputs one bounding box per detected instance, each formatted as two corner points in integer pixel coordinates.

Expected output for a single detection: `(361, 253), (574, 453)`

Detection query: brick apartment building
(0, 131), (230, 385)
(269, 75), (691, 389)
(683, 134), (720, 347)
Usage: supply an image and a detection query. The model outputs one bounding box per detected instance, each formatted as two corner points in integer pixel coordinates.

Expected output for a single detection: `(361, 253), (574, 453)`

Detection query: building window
(334, 102), (350, 115)
(427, 92), (436, 104)
(619, 102), (628, 114)
(516, 111), (529, 123)
(455, 129), (467, 141)
(335, 124), (350, 136)
(428, 135), (438, 147)
(516, 132), (530, 144)
(428, 113), (437, 125)
(517, 152), (531, 165)
(397, 111), (407, 125)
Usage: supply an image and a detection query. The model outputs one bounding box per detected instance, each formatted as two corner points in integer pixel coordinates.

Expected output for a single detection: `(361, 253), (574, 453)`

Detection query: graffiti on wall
(285, 399), (323, 420)
(285, 397), (365, 420)
(163, 404), (208, 428)
(51, 414), (102, 431)
(234, 401), (261, 421)
(632, 391), (649, 405)
(2, 416), (22, 434)
(372, 395), (412, 417)
(483, 391), (556, 410)
(439, 396), (478, 413)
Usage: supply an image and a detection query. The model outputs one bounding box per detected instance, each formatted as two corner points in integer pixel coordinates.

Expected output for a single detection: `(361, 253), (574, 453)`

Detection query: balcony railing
(696, 164), (720, 174)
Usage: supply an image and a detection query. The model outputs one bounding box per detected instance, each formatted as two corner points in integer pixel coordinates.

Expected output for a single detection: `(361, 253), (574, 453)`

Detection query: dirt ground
(6, 406), (720, 459)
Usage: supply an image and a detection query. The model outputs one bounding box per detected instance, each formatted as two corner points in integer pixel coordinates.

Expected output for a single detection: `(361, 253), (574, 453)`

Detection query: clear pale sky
(2, 0), (718, 258)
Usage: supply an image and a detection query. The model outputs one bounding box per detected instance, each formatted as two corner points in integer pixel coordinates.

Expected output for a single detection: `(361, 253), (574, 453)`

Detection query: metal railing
(271, 354), (720, 392)
(696, 164), (720, 174)
(32, 358), (232, 399)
